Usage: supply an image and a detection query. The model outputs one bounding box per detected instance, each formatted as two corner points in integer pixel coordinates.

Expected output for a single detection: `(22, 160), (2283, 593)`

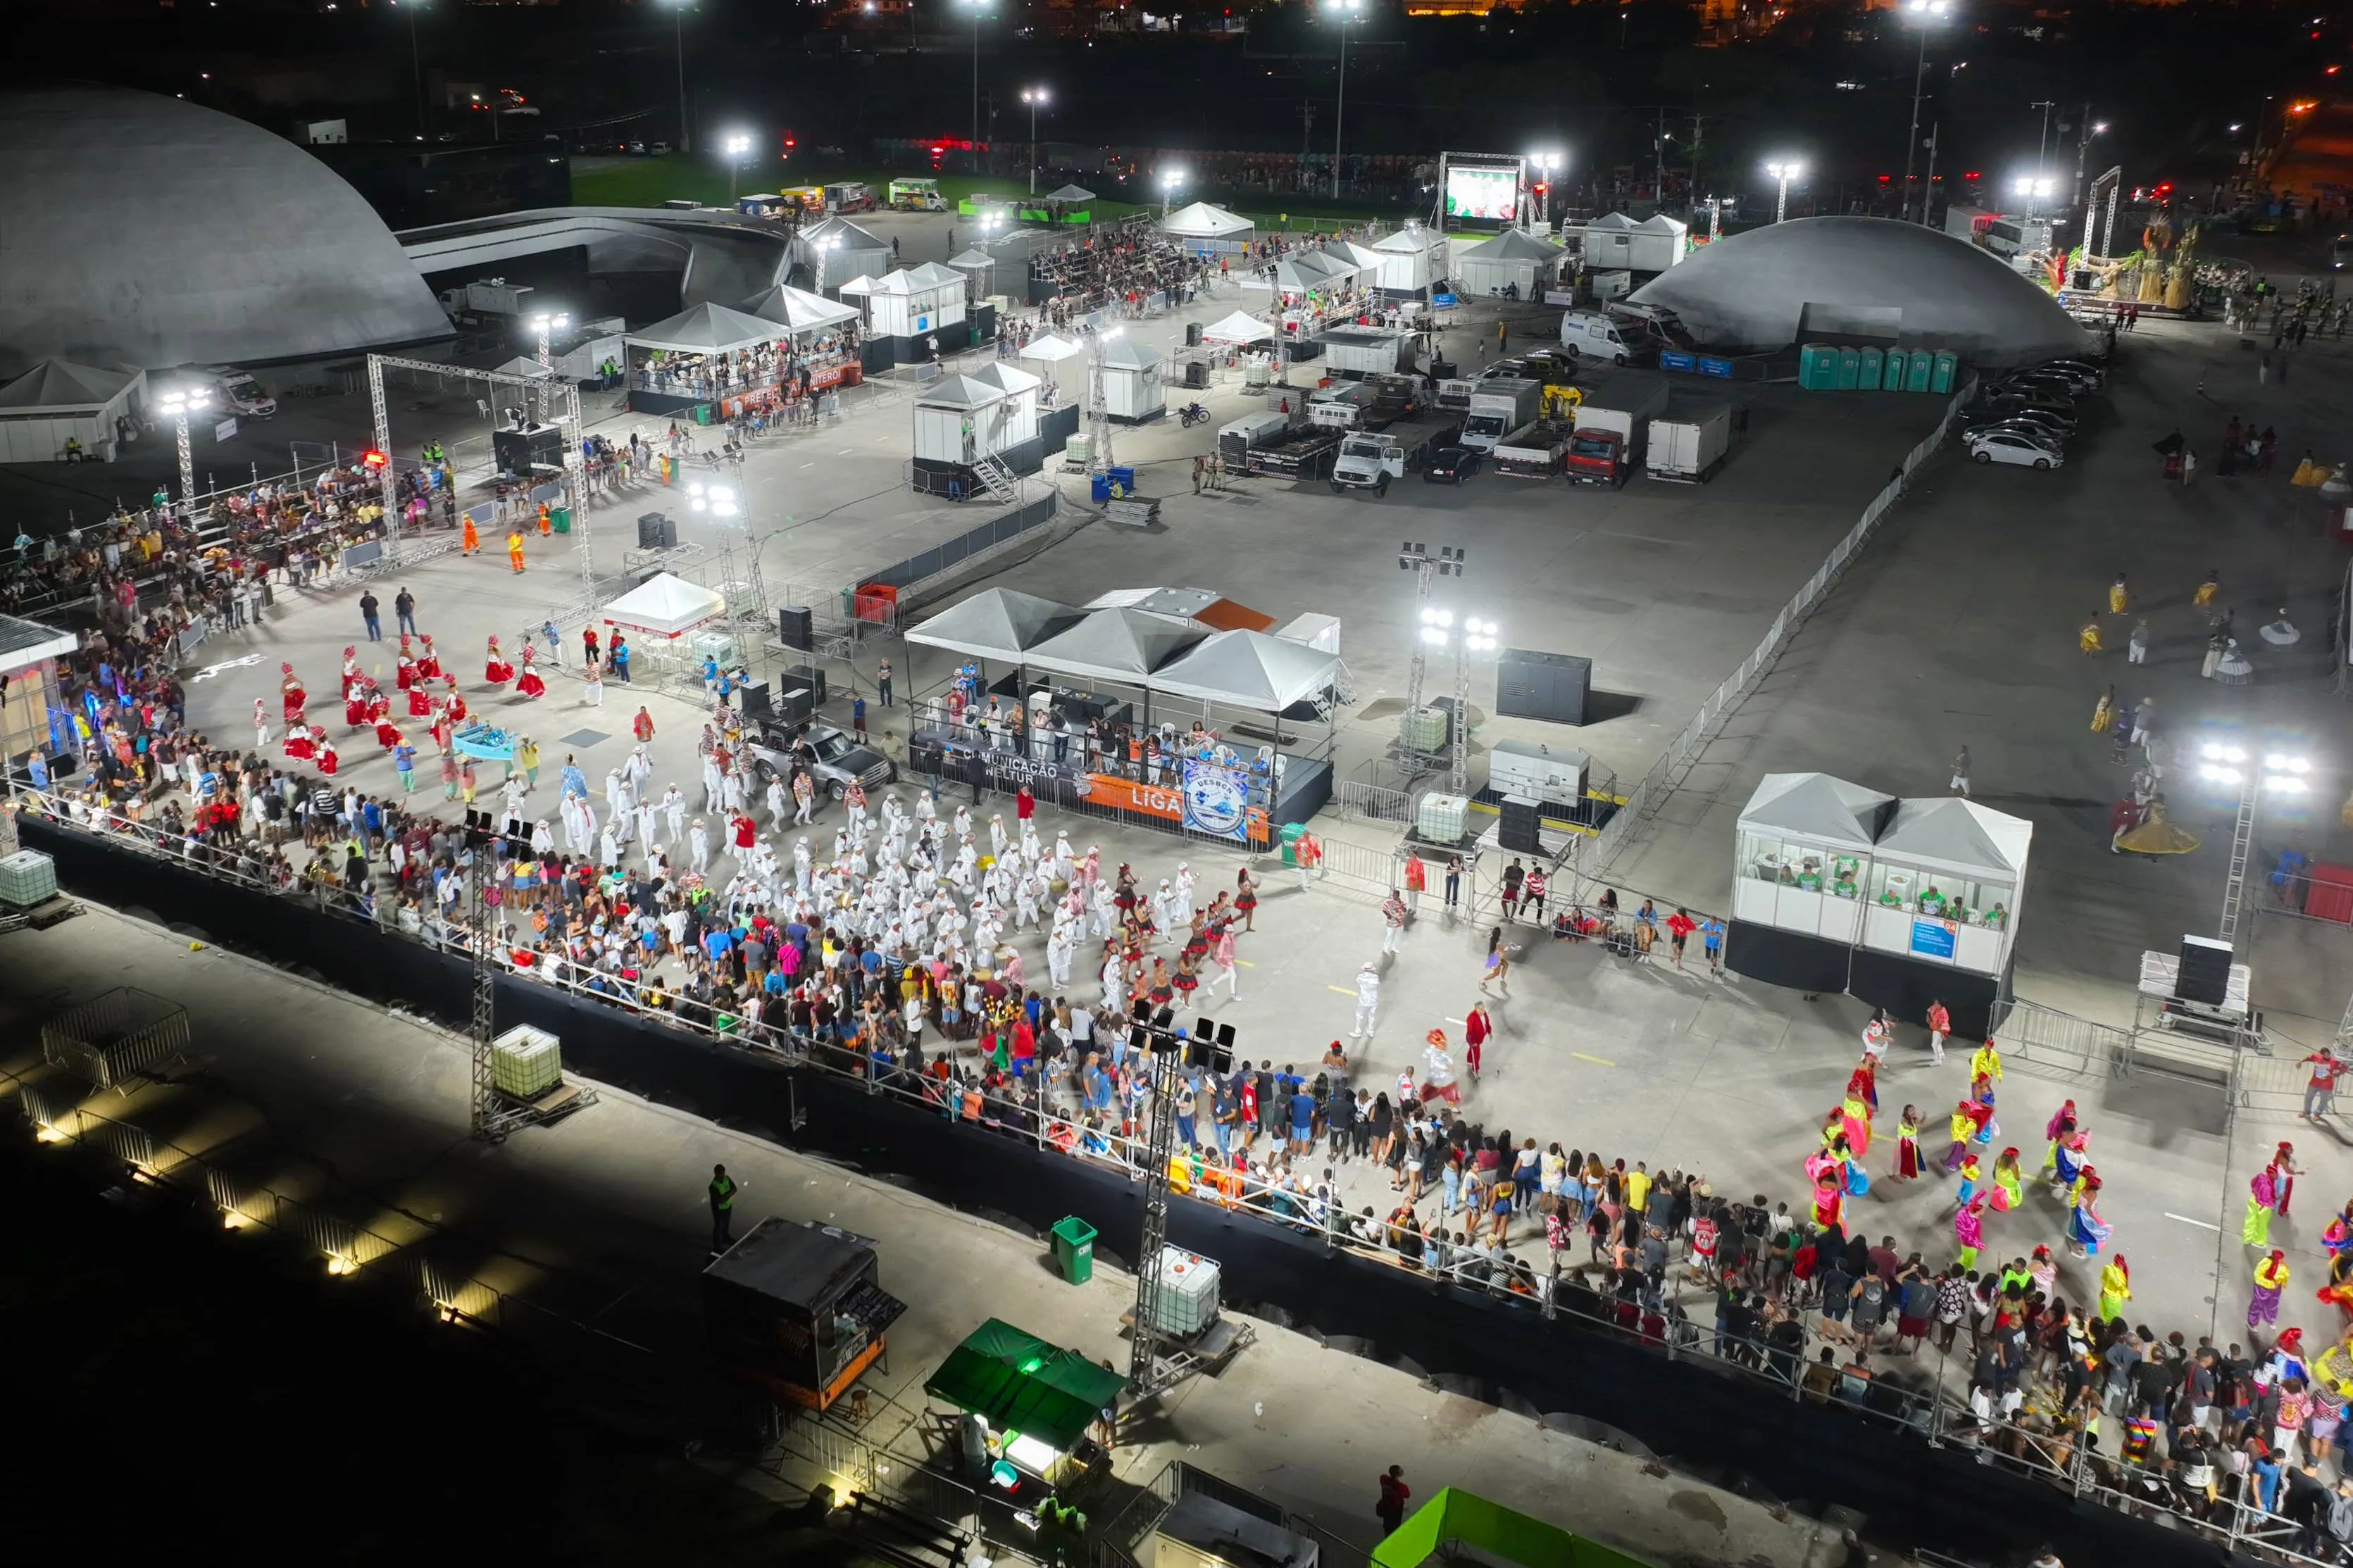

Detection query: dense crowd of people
(1030, 225), (1216, 324)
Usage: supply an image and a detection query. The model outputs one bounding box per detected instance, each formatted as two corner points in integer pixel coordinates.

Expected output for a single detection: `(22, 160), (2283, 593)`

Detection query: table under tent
(901, 586), (1349, 841)
(1160, 201), (1255, 258)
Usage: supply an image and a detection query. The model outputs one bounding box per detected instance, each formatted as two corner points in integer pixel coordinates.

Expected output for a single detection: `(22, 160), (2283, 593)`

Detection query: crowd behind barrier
(15, 760), (2353, 1565)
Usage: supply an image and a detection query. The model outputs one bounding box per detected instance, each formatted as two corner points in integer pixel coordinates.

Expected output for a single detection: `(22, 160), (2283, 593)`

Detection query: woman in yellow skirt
(2195, 568), (2221, 608)
(2108, 574), (2130, 614)
(2090, 685), (2115, 732)
(2080, 614), (2104, 655)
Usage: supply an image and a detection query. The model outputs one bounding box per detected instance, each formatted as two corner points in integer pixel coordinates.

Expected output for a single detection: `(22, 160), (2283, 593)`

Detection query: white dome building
(0, 84), (450, 377)
(1628, 215), (2085, 367)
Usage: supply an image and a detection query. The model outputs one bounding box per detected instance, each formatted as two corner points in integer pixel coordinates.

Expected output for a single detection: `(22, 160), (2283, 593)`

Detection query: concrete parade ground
(15, 207), (2353, 1562)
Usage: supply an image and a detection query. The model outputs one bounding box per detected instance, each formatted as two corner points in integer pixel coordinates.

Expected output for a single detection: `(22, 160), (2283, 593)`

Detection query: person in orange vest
(537, 499), (552, 537)
(1401, 850), (1427, 914)
(461, 513), (479, 556)
(506, 529), (526, 574)
(1294, 829), (1323, 891)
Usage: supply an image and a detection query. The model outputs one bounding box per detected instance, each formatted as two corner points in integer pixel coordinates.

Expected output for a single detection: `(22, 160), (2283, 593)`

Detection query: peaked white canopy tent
(1199, 311), (1278, 346)
(1368, 225), (1451, 296)
(1453, 228), (1566, 297)
(0, 358), (146, 463)
(601, 572), (727, 640)
(736, 283), (860, 339)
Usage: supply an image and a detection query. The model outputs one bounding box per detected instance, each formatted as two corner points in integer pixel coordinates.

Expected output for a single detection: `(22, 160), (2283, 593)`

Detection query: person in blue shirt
(704, 926), (734, 969)
(1699, 916), (1726, 972)
(851, 694), (868, 740)
(561, 755), (589, 799)
(1288, 1084), (1316, 1154)
(702, 654), (721, 693)
(2252, 1447), (2285, 1515)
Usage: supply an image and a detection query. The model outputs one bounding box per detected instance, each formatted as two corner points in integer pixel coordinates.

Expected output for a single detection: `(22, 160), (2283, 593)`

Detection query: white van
(192, 365), (277, 418)
(1559, 309), (1647, 366)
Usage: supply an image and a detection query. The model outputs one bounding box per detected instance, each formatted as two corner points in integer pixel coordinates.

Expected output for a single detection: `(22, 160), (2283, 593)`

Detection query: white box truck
(1560, 308), (1653, 365)
(1647, 399), (1733, 483)
(1459, 377), (1542, 453)
(1564, 376), (1671, 487)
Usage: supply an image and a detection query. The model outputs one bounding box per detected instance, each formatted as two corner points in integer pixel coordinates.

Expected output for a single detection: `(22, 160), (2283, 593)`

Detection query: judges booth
(841, 263), (970, 366)
(1725, 772), (2031, 1038)
(910, 363), (1044, 498)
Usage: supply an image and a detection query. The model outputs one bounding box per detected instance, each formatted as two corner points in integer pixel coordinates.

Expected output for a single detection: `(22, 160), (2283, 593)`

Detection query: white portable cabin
(1100, 335), (1166, 422)
(1369, 225), (1451, 296)
(838, 265), (967, 343)
(1452, 228), (1566, 298)
(795, 215), (893, 295)
(0, 358), (147, 464)
(1733, 771), (1897, 946)
(910, 361), (1044, 498)
(1859, 796), (2031, 978)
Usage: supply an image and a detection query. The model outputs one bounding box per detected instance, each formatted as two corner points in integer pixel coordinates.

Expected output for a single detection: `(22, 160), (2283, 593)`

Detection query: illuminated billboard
(1445, 164), (1520, 223)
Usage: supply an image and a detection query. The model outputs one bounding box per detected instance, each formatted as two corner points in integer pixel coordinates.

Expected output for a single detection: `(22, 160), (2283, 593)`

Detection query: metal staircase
(971, 455), (1021, 503)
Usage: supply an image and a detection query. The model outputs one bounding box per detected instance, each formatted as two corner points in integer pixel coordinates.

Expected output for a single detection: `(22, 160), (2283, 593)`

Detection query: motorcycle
(1178, 402), (1211, 428)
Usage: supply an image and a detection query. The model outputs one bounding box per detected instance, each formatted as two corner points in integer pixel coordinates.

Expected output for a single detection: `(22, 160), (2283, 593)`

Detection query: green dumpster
(1857, 347), (1883, 391)
(1880, 349), (1909, 396)
(1051, 1217), (1096, 1284)
(1280, 822), (1307, 866)
(551, 506), (572, 535)
(1930, 350), (1959, 395)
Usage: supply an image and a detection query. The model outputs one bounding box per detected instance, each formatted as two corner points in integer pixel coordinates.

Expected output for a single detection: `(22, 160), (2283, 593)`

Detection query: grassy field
(568, 154), (1404, 231)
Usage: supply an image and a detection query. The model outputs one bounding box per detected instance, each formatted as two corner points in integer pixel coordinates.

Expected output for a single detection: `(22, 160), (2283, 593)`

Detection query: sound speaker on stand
(778, 606), (813, 652)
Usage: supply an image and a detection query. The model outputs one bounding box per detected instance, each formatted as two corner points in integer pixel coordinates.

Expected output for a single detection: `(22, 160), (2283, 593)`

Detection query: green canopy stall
(924, 1318), (1126, 1498)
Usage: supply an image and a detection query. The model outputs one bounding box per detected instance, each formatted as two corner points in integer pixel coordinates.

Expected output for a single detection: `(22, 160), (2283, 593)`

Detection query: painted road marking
(1571, 1052), (1616, 1068)
(2165, 1212), (2223, 1231)
(1325, 984), (1360, 996)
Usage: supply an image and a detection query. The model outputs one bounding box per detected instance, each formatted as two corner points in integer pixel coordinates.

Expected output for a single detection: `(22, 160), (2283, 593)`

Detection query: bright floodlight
(2012, 175), (2058, 197)
(1904, 0), (1951, 16)
(2263, 753), (2311, 772)
(2202, 742), (2248, 764)
(1023, 86), (1049, 105)
(2200, 765), (2242, 786)
(1322, 0), (1364, 12)
(1421, 608), (1452, 627)
(723, 132), (753, 156)
(532, 311), (571, 330)
(1161, 168), (1184, 189)
(1766, 159), (1804, 179)
(1420, 627), (1449, 646)
(158, 387), (211, 415)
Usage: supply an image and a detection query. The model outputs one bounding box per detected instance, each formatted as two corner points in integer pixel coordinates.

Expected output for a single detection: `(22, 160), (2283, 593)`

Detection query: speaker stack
(2176, 934), (2233, 1006)
(778, 606), (813, 651)
(1499, 794), (1542, 853)
(636, 511), (678, 549)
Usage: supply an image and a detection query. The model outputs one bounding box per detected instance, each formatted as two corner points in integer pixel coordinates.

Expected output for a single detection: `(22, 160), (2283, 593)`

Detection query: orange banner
(1085, 773), (1183, 822)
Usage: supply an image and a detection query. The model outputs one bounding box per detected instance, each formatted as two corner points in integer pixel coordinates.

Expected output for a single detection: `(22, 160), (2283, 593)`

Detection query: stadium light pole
(1527, 150), (1564, 230)
(1899, 0), (1952, 224)
(663, 0), (692, 153)
(723, 131), (753, 201)
(1765, 159), (1804, 223)
(2011, 173), (2057, 221)
(532, 312), (572, 373)
(2202, 744), (2313, 943)
(1322, 0), (1364, 201)
(1160, 166), (1186, 220)
(961, 0), (991, 161)
(1022, 86), (1049, 196)
(156, 386), (211, 508)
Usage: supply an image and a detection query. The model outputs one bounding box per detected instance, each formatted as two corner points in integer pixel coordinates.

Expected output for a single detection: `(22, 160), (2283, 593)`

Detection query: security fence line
(1582, 384), (1972, 880)
(13, 788), (2348, 1557)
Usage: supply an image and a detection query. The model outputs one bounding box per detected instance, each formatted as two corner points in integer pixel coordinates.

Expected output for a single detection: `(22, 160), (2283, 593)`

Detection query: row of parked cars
(1960, 357), (2106, 471)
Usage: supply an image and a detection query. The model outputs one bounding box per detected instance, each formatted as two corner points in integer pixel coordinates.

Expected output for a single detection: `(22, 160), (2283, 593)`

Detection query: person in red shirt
(1463, 1001), (1493, 1081)
(1375, 1466), (1411, 1537)
(1016, 784), (1035, 823)
(1666, 907), (1699, 970)
(730, 810), (758, 851)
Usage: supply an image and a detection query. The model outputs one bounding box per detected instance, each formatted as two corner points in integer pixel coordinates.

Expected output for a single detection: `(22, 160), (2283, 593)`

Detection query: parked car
(1963, 409), (2075, 442)
(745, 721), (896, 801)
(1968, 418), (2073, 450)
(2023, 358), (2104, 390)
(1423, 445), (1480, 484)
(1969, 393), (2078, 427)
(1990, 371), (2085, 402)
(1968, 429), (2065, 469)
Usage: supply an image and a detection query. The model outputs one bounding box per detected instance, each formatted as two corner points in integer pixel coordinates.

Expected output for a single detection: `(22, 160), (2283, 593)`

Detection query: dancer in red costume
(280, 663), (308, 727)
(515, 642), (547, 700)
(414, 634), (442, 681)
(485, 635), (514, 687)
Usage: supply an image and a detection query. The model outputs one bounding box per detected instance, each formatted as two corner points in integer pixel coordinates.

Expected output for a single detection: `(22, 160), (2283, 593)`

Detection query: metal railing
(1585, 382), (1971, 877)
(13, 784), (2346, 1555)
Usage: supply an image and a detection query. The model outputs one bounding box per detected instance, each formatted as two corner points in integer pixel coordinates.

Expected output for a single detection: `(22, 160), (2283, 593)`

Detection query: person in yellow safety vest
(537, 500), (552, 537)
(708, 1162), (739, 1253)
(507, 529), (527, 575)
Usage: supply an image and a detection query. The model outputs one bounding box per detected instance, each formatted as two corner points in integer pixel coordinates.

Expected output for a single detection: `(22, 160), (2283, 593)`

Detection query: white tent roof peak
(1372, 225), (1446, 253)
(1018, 332), (1085, 361)
(0, 358), (141, 410)
(1878, 796), (2033, 876)
(904, 588), (1085, 660)
(737, 283), (859, 333)
(1023, 606), (1210, 682)
(947, 248), (997, 268)
(601, 572), (725, 638)
(1459, 228), (1564, 260)
(1199, 311), (1276, 344)
(915, 373), (1006, 410)
(969, 361), (1041, 395)
(1099, 337), (1163, 369)
(1161, 201), (1253, 239)
(1040, 183), (1097, 203)
(801, 214), (888, 250)
(1736, 772), (1897, 853)
(1151, 629), (1341, 713)
(626, 301), (786, 353)
(1637, 213), (1690, 236)
(1585, 211), (1640, 230)
(906, 261), (965, 288)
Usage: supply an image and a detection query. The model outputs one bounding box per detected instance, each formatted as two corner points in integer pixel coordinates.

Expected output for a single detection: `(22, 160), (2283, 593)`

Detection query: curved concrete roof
(1629, 216), (2085, 365)
(0, 84), (450, 376)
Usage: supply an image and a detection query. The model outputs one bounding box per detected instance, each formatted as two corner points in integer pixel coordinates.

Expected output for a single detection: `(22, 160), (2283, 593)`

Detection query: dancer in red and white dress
(280, 664), (308, 728)
(317, 731), (340, 777)
(442, 677), (470, 729)
(344, 674), (370, 731)
(485, 635), (514, 688)
(415, 634), (443, 682)
(515, 643), (547, 700)
(370, 686), (400, 750)
(394, 634), (417, 692)
(408, 670), (434, 720)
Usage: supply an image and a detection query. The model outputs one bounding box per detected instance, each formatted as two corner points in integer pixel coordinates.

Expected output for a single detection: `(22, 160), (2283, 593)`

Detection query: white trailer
(1647, 401), (1732, 482)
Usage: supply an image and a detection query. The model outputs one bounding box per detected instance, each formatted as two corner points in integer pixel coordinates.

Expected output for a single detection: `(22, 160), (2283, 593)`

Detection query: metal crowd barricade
(39, 986), (193, 1092)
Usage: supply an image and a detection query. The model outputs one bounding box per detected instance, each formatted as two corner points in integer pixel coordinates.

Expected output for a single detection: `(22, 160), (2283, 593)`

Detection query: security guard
(708, 1162), (739, 1253)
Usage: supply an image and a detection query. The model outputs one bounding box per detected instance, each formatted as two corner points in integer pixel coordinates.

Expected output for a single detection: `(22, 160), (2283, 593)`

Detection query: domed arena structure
(1629, 215), (2086, 367)
(0, 84), (450, 377)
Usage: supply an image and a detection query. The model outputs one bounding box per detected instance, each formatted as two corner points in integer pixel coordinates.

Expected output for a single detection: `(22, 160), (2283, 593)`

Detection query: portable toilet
(1835, 347), (1861, 390)
(1858, 346), (1884, 391)
(1880, 349), (1908, 394)
(1905, 350), (1934, 393)
(1930, 350), (1959, 394)
(1799, 343), (1841, 391)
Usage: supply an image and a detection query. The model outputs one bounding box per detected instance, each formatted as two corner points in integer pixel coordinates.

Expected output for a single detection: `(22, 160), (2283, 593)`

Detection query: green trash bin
(1280, 822), (1306, 866)
(694, 403), (714, 426)
(551, 506), (572, 535)
(1051, 1217), (1096, 1284)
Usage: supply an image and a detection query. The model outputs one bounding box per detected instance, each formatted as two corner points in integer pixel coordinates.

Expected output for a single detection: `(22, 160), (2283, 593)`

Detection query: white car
(1968, 429), (2064, 470)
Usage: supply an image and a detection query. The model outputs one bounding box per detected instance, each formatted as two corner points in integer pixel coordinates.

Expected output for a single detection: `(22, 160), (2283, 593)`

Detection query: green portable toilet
(1858, 347), (1884, 391)
(1835, 347), (1862, 390)
(1799, 343), (1840, 391)
(1880, 349), (1908, 394)
(1930, 350), (1959, 394)
(1905, 351), (1933, 393)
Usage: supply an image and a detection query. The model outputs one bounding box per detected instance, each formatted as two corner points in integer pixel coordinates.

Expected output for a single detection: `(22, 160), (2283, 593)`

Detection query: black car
(1424, 445), (1480, 483)
(1991, 371), (2085, 401)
